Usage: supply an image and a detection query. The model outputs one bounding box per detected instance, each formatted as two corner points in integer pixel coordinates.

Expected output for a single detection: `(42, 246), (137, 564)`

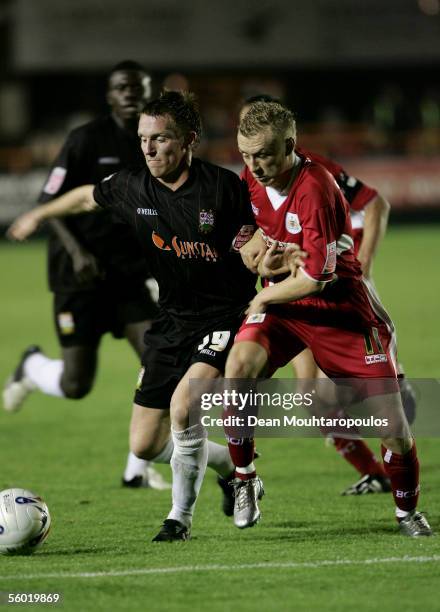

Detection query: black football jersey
(38, 115), (149, 292)
(93, 159), (257, 320)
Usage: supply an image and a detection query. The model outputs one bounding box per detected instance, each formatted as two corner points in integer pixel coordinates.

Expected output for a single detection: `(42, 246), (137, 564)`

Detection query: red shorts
(235, 306), (398, 381)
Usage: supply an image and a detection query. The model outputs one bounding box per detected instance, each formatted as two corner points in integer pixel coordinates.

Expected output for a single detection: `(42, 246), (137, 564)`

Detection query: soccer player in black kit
(8, 91), (258, 541)
(3, 61), (169, 490)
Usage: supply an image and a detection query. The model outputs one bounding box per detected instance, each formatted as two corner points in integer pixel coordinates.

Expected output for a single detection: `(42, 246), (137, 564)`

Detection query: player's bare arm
(48, 219), (101, 283)
(246, 266), (324, 315)
(7, 185), (97, 242)
(239, 228), (267, 273)
(356, 193), (390, 279)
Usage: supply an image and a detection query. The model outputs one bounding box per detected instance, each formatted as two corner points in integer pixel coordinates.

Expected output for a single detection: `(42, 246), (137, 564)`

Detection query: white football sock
(207, 440), (235, 478)
(123, 452), (150, 481)
(396, 507), (410, 520)
(151, 438), (174, 463)
(24, 353), (65, 397)
(236, 463), (256, 475)
(167, 424), (208, 528)
(152, 437), (233, 478)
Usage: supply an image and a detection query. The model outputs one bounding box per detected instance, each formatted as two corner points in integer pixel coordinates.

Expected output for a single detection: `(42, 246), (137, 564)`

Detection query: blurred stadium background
(0, 2), (439, 611)
(0, 0), (440, 223)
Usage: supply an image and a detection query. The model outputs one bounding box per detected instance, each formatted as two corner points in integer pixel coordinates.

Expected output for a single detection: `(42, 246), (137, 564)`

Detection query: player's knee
(169, 398), (190, 431)
(130, 438), (154, 460)
(225, 356), (249, 378)
(130, 430), (165, 460)
(225, 345), (260, 378)
(61, 378), (93, 399)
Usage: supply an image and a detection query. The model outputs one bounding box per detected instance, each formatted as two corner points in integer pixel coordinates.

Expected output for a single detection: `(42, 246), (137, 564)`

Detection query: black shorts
(53, 285), (158, 347)
(134, 311), (245, 409)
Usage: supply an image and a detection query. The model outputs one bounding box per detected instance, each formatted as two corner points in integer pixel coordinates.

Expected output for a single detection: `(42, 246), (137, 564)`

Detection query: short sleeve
(298, 184), (340, 283)
(93, 171), (121, 210)
(92, 170), (133, 226)
(231, 177), (257, 251)
(336, 171), (377, 211)
(38, 131), (90, 204)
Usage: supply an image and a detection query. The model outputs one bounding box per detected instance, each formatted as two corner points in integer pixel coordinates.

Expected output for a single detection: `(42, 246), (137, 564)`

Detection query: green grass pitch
(0, 226), (439, 612)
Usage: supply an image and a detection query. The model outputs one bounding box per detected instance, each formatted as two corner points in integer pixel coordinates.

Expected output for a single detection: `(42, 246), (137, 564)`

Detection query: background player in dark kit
(3, 61), (169, 490)
(7, 91), (257, 541)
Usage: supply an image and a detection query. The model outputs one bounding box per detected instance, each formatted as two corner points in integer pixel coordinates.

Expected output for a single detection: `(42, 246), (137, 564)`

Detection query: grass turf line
(0, 227), (439, 612)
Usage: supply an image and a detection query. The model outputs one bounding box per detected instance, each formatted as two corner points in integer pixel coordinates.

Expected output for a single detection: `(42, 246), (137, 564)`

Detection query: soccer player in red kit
(239, 96), (415, 497)
(225, 100), (432, 537)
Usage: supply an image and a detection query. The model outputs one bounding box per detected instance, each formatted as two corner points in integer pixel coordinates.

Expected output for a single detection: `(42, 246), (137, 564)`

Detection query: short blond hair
(238, 101), (296, 142)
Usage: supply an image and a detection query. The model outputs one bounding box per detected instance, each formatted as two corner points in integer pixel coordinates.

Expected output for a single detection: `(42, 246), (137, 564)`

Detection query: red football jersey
(297, 148), (378, 253)
(242, 155), (362, 283)
(242, 154), (377, 327)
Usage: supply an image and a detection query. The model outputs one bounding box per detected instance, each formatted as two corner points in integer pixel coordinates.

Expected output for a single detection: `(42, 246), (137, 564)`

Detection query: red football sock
(381, 443), (420, 514)
(227, 438), (256, 481)
(333, 437), (387, 477)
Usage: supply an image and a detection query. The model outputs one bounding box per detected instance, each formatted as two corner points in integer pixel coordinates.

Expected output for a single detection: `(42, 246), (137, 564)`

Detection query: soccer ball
(0, 488), (51, 555)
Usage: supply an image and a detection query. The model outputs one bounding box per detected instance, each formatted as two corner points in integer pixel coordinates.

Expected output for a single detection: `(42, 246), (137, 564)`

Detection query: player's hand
(6, 210), (41, 241)
(71, 247), (102, 284)
(284, 244), (308, 274)
(259, 242), (307, 277)
(239, 231), (266, 273)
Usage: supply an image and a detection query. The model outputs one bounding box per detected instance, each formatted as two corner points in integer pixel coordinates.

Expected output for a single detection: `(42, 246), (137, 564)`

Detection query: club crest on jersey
(199, 209), (215, 234)
(285, 213), (302, 234)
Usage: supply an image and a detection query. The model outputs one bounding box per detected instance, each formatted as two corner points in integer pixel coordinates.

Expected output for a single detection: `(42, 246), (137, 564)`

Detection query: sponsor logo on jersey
(262, 231), (291, 250)
(285, 212), (302, 234)
(246, 313), (266, 324)
(365, 353), (388, 365)
(322, 241), (337, 274)
(43, 166), (67, 195)
(231, 225), (255, 251)
(151, 231), (218, 262)
(137, 207), (158, 216)
(199, 209), (215, 234)
(151, 232), (172, 251)
(251, 202), (259, 216)
(58, 312), (75, 335)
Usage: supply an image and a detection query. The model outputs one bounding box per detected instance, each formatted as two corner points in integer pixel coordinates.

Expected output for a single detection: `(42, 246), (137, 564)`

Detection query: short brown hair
(141, 90), (202, 147)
